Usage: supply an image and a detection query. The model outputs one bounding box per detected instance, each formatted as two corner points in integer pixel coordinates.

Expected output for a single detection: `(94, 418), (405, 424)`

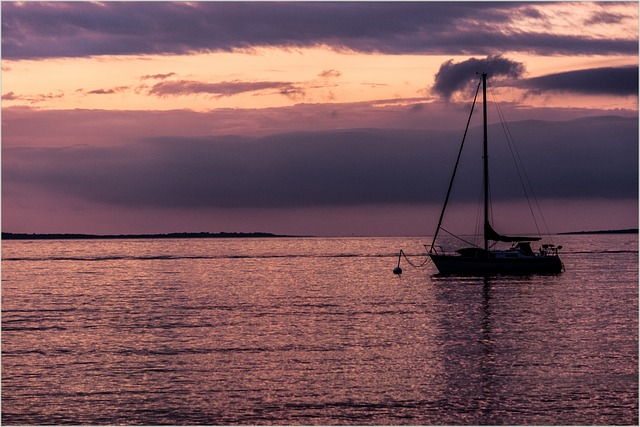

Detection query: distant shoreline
(2, 229), (637, 240)
(558, 228), (638, 235)
(1, 232), (303, 240)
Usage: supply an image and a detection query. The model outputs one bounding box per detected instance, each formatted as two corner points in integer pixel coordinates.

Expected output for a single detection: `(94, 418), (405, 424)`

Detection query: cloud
(4, 116), (637, 211)
(140, 72), (177, 81)
(278, 87), (306, 101)
(432, 55), (526, 100)
(148, 79), (301, 98)
(584, 10), (627, 25)
(521, 66), (639, 96)
(85, 86), (130, 95)
(86, 89), (116, 95)
(319, 69), (341, 79)
(1, 91), (64, 104)
(2, 2), (636, 59)
(2, 91), (19, 100)
(431, 62), (639, 99)
(4, 100), (636, 151)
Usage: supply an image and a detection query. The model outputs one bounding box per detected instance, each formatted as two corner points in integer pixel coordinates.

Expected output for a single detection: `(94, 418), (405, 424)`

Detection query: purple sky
(2, 2), (638, 236)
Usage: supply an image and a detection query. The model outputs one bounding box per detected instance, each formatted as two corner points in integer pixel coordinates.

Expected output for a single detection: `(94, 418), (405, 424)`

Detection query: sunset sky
(2, 1), (638, 236)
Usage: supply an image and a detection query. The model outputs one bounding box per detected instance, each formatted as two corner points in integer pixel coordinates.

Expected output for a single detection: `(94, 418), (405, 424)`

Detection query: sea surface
(2, 235), (638, 425)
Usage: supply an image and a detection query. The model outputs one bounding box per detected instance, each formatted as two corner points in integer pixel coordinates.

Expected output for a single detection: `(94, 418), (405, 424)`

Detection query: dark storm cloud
(521, 66), (639, 96)
(2, 2), (636, 59)
(4, 116), (637, 209)
(432, 55), (526, 100)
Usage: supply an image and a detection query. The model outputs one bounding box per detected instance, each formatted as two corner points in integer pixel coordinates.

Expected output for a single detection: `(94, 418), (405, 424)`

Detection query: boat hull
(430, 254), (563, 275)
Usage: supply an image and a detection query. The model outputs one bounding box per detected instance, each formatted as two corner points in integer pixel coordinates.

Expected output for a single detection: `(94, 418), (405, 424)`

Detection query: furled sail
(484, 222), (540, 242)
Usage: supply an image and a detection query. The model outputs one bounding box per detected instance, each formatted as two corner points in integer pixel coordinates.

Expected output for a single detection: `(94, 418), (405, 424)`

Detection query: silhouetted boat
(428, 73), (563, 275)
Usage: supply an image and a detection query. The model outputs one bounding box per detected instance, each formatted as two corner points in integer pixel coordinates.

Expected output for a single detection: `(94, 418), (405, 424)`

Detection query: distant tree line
(558, 228), (638, 235)
(1, 232), (298, 240)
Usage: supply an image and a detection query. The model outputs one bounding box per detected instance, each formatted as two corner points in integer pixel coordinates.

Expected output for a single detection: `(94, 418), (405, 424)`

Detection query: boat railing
(430, 242), (562, 257)
(539, 243), (562, 257)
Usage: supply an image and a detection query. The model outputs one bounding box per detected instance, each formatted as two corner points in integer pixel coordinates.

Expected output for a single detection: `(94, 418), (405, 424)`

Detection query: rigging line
(440, 227), (480, 248)
(430, 77), (482, 253)
(492, 97), (551, 242)
(497, 107), (541, 236)
(493, 94), (554, 240)
(489, 88), (544, 237)
(507, 115), (555, 238)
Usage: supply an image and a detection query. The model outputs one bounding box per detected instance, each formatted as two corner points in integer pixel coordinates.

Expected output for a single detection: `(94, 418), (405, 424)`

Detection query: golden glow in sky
(3, 48), (638, 112)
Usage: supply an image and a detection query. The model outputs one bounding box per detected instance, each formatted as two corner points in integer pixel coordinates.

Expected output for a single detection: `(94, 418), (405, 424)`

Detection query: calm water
(2, 235), (638, 425)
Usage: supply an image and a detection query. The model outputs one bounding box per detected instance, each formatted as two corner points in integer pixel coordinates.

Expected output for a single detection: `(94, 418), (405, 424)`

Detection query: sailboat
(428, 73), (563, 275)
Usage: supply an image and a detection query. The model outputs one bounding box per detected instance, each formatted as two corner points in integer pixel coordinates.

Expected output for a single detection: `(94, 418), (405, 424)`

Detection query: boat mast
(482, 72), (489, 252)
